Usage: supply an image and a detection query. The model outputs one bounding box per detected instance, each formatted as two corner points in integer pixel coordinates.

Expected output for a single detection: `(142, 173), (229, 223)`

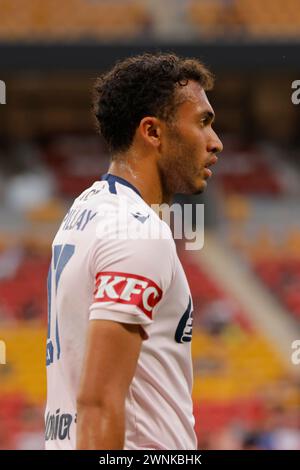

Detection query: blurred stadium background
(0, 0), (300, 450)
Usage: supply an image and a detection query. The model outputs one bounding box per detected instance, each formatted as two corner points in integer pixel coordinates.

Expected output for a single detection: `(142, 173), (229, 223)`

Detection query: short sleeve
(88, 237), (175, 339)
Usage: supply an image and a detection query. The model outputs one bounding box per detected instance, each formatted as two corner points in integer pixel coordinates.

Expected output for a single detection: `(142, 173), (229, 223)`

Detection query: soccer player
(45, 53), (223, 450)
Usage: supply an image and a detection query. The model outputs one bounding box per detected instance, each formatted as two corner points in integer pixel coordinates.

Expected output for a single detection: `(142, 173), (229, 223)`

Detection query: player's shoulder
(74, 180), (113, 206)
(74, 178), (172, 241)
(94, 193), (174, 248)
(59, 177), (175, 262)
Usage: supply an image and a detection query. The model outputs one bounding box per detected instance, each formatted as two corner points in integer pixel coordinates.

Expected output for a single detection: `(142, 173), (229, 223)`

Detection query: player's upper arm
(77, 319), (142, 408)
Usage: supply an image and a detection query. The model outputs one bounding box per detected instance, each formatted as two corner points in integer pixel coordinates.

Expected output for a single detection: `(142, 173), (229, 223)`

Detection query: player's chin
(191, 175), (208, 194)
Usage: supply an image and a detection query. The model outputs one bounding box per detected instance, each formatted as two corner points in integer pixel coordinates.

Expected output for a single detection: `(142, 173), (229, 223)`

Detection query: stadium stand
(188, 0), (300, 38)
(216, 143), (300, 323)
(0, 0), (152, 41)
(178, 245), (300, 449)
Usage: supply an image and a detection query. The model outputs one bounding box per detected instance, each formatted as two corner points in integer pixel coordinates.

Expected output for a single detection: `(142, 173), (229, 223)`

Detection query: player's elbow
(76, 398), (125, 427)
(76, 388), (127, 416)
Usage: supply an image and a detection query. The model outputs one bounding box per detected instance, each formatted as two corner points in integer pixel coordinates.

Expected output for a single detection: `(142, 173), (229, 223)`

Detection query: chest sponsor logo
(94, 272), (163, 319)
(175, 296), (193, 343)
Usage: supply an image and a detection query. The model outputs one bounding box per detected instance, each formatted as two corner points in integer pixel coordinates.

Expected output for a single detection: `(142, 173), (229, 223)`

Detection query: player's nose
(208, 130), (223, 155)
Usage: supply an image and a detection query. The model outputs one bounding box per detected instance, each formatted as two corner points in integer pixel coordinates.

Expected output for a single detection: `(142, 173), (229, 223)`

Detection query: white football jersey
(45, 173), (197, 450)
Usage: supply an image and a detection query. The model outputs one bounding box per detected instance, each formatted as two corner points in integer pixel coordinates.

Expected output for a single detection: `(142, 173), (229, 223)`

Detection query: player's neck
(107, 159), (172, 206)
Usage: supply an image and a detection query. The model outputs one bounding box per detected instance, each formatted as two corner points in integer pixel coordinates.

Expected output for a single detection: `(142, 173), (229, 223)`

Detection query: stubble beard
(158, 128), (204, 197)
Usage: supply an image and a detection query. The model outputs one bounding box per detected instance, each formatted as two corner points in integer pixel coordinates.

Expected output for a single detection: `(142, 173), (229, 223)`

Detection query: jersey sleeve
(88, 236), (175, 339)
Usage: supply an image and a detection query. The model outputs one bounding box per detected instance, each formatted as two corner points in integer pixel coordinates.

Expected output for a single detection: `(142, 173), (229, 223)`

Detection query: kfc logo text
(93, 272), (163, 318)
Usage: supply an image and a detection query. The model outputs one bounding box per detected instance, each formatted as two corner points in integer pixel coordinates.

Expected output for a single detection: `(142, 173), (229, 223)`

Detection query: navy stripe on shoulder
(101, 173), (117, 194)
(101, 173), (142, 198)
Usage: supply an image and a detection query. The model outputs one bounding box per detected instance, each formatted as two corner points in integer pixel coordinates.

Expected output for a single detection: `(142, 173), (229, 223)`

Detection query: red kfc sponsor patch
(93, 272), (163, 319)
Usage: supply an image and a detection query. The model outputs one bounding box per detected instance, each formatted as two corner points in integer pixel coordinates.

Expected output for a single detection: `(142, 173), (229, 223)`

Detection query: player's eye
(200, 118), (209, 127)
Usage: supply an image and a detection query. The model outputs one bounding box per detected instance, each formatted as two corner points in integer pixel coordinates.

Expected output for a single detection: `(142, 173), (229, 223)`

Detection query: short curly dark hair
(93, 52), (214, 154)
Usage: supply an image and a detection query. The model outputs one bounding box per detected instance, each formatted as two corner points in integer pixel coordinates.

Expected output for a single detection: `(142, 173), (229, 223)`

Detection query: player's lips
(203, 155), (218, 178)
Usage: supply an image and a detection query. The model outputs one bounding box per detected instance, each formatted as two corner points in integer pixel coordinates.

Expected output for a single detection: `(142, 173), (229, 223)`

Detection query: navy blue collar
(101, 173), (142, 198)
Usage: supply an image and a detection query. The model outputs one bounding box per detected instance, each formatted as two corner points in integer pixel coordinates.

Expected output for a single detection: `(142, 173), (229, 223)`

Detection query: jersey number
(46, 244), (75, 366)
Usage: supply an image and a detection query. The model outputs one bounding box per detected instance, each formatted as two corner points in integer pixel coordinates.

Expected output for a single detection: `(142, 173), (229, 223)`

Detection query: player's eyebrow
(198, 110), (215, 124)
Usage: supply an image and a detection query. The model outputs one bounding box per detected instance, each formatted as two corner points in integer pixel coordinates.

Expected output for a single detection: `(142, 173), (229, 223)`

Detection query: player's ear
(139, 116), (161, 148)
